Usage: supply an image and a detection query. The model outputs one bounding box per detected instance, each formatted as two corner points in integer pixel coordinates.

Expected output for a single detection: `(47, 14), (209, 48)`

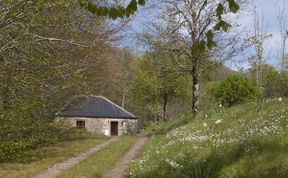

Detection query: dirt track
(103, 136), (148, 178)
(34, 137), (119, 178)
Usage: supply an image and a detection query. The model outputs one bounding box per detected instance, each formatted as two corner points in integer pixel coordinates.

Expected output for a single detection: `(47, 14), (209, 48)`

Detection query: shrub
(249, 64), (288, 98)
(208, 75), (262, 107)
(262, 69), (288, 98)
(0, 116), (67, 162)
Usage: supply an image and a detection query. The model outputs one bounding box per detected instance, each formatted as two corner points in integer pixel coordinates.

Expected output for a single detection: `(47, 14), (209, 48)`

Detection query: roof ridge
(98, 96), (136, 118)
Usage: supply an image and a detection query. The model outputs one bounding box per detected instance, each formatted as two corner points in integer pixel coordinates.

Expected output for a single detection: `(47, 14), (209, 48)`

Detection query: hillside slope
(128, 99), (288, 178)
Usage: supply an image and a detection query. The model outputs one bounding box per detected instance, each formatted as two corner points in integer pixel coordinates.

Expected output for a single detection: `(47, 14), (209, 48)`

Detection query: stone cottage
(56, 96), (138, 136)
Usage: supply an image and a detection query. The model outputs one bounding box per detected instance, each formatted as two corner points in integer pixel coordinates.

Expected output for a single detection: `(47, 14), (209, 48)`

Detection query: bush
(0, 116), (67, 162)
(249, 64), (288, 98)
(208, 75), (262, 107)
(262, 69), (288, 98)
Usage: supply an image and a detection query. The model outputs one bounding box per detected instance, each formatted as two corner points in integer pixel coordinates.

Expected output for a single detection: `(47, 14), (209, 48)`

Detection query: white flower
(278, 97), (283, 102)
(219, 104), (222, 108)
(215, 119), (222, 125)
(165, 158), (182, 169)
(203, 123), (208, 127)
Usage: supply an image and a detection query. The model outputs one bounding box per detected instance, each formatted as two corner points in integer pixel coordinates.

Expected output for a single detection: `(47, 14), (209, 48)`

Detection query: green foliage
(128, 99), (288, 178)
(227, 0), (240, 13)
(0, 119), (68, 162)
(206, 0), (239, 51)
(256, 64), (288, 98)
(0, 0), (118, 162)
(0, 132), (107, 178)
(79, 0), (145, 19)
(128, 52), (191, 121)
(208, 75), (262, 107)
(63, 128), (99, 141)
(80, 0), (239, 54)
(214, 20), (232, 32)
(192, 41), (206, 54)
(206, 30), (216, 49)
(144, 113), (192, 136)
(0, 0), (73, 162)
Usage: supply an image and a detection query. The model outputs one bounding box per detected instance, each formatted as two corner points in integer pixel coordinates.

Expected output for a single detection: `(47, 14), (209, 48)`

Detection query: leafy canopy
(129, 52), (191, 106)
(256, 64), (288, 98)
(208, 75), (262, 107)
(79, 0), (239, 52)
(79, 0), (145, 19)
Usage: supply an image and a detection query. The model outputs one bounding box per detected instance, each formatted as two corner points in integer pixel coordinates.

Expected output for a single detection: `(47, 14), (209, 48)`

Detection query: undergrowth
(128, 98), (288, 178)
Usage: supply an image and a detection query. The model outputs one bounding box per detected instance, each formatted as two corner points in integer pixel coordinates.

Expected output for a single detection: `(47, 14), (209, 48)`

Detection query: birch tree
(139, 0), (244, 117)
(277, 2), (288, 71)
(249, 7), (271, 87)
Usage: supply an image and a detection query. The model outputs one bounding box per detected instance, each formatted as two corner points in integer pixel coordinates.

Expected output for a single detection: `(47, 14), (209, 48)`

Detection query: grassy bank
(128, 98), (288, 178)
(59, 136), (137, 178)
(0, 130), (107, 178)
(144, 113), (192, 136)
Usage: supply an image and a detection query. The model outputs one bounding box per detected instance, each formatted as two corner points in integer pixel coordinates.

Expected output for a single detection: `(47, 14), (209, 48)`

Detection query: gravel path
(34, 137), (119, 178)
(103, 136), (148, 178)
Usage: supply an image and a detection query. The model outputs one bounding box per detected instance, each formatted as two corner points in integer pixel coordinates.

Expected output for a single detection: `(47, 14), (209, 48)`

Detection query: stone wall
(57, 117), (138, 136)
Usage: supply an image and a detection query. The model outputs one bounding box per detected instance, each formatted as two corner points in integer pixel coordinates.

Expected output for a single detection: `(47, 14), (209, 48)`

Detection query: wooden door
(111, 122), (118, 136)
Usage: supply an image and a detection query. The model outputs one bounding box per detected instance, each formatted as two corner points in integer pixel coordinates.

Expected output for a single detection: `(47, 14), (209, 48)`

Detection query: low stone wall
(57, 117), (138, 136)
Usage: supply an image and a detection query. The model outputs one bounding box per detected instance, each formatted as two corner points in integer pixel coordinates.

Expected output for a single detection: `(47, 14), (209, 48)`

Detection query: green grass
(128, 98), (288, 178)
(144, 113), (192, 136)
(59, 136), (137, 178)
(0, 129), (108, 178)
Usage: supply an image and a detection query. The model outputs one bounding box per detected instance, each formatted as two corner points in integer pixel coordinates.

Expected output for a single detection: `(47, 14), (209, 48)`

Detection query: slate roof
(57, 96), (137, 119)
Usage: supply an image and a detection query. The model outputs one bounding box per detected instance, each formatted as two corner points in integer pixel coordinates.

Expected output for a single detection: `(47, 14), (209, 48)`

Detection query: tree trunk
(191, 60), (199, 117)
(121, 87), (126, 108)
(282, 38), (287, 71)
(163, 94), (168, 121)
(191, 10), (199, 118)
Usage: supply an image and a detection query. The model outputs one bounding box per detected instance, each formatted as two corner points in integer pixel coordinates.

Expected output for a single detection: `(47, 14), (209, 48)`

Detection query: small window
(76, 121), (85, 128)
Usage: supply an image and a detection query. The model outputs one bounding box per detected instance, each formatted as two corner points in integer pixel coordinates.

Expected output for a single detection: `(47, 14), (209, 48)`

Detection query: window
(76, 120), (85, 128)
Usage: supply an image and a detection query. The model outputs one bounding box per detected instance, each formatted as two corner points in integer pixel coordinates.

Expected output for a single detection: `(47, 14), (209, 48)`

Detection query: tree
(116, 50), (135, 108)
(208, 75), (262, 107)
(129, 52), (191, 121)
(255, 64), (288, 98)
(0, 0), (81, 160)
(0, 0), (125, 160)
(248, 5), (271, 87)
(138, 0), (244, 117)
(275, 3), (288, 71)
(80, 0), (241, 117)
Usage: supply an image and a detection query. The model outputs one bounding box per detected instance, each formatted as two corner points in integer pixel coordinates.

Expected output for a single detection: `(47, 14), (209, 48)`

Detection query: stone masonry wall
(57, 117), (138, 136)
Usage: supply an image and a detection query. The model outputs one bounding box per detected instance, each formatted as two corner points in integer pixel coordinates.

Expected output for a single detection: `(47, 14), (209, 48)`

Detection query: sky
(229, 0), (288, 70)
(119, 0), (288, 71)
